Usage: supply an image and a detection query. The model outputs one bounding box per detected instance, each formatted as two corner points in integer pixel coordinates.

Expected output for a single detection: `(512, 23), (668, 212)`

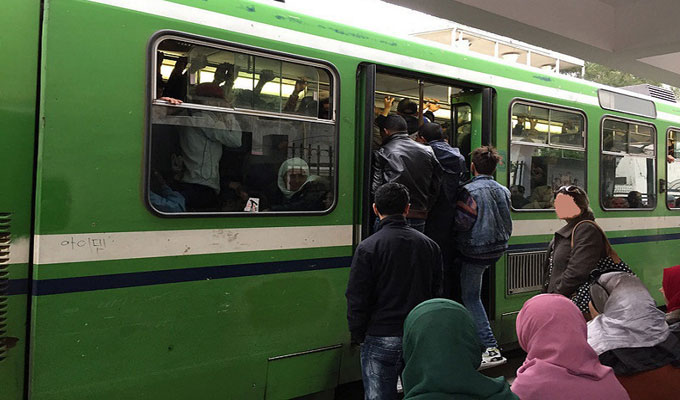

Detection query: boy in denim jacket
(456, 146), (512, 369)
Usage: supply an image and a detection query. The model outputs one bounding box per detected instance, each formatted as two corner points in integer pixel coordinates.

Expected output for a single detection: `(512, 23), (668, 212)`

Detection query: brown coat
(542, 217), (607, 297)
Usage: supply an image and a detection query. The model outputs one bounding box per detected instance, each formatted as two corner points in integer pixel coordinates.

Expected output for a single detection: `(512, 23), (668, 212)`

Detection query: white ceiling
(385, 0), (680, 86)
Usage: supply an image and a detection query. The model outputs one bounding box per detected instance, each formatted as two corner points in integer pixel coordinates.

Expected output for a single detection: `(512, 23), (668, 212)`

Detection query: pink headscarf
(512, 294), (629, 400)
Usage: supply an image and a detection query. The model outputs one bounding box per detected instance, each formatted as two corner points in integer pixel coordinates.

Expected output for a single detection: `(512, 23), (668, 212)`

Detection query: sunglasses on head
(589, 280), (610, 314)
(554, 185), (585, 196)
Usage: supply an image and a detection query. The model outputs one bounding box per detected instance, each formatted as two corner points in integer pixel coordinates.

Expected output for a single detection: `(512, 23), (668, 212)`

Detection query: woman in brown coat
(542, 186), (607, 313)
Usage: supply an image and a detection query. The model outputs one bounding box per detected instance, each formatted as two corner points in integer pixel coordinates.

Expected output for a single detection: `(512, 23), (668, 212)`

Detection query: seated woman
(512, 294), (628, 400)
(270, 157), (328, 211)
(402, 298), (517, 400)
(663, 265), (680, 337)
(588, 272), (680, 399)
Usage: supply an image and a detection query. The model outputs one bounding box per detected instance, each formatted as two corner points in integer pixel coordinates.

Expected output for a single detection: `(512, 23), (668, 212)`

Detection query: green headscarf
(402, 299), (517, 400)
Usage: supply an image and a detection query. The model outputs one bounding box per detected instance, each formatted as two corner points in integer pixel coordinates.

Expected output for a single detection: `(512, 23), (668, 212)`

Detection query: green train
(3, 0), (680, 398)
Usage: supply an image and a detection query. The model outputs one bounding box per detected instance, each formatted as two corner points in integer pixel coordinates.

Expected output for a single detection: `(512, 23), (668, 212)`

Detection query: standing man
(346, 183), (442, 400)
(455, 146), (512, 369)
(416, 123), (467, 300)
(372, 115), (442, 232)
(375, 97), (423, 136)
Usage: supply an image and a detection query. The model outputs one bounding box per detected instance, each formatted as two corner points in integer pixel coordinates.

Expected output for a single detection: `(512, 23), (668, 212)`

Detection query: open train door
(450, 87), (495, 170)
(355, 63), (501, 337)
(355, 64), (494, 242)
(355, 64), (377, 242)
(449, 86), (498, 326)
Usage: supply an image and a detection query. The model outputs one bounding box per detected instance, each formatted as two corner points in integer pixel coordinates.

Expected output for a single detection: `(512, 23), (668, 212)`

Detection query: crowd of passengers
(150, 53), (331, 213)
(345, 103), (680, 399)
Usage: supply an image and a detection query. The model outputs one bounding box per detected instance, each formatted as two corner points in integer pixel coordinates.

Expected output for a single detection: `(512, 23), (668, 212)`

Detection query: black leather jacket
(371, 133), (442, 212)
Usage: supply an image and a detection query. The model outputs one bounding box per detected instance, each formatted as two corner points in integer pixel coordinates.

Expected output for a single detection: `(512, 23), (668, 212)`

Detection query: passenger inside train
(149, 38), (335, 213)
(270, 157), (329, 211)
(509, 103), (586, 210)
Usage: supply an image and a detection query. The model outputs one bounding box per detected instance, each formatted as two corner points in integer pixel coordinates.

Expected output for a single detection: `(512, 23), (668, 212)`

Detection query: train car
(3, 0), (680, 399)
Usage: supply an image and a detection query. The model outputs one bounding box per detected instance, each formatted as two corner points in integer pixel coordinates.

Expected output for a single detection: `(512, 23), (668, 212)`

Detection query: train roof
(102, 0), (680, 121)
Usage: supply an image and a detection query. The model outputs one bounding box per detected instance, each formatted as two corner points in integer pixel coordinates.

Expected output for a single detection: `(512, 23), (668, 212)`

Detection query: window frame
(507, 98), (588, 212)
(451, 102), (472, 147)
(599, 115), (657, 211)
(666, 127), (680, 210)
(145, 31), (341, 217)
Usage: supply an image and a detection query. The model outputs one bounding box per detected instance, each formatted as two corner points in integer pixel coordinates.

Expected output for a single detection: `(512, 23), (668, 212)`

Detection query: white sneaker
(478, 347), (507, 370)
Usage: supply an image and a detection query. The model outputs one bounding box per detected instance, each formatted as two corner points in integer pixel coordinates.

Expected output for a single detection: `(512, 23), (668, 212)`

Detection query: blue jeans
(360, 335), (403, 400)
(460, 262), (498, 348)
(406, 218), (425, 232)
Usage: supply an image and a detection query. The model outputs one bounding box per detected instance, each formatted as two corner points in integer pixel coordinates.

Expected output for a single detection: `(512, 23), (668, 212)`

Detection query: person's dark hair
(471, 146), (501, 175)
(381, 115), (408, 133)
(418, 122), (443, 142)
(590, 280), (610, 314)
(297, 96), (317, 117)
(397, 98), (418, 115)
(423, 110), (435, 123)
(627, 190), (643, 207)
(554, 185), (594, 220)
(374, 182), (410, 216)
(318, 98), (330, 119)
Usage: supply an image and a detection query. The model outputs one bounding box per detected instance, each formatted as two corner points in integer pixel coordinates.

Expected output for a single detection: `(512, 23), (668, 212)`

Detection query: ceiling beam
(385, 0), (680, 86)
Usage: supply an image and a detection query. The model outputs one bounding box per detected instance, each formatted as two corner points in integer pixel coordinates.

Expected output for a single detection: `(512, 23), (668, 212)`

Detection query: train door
(355, 65), (492, 240)
(1, 1), (41, 399)
(356, 64), (377, 241)
(355, 63), (498, 327)
(448, 88), (496, 315)
(452, 88), (495, 168)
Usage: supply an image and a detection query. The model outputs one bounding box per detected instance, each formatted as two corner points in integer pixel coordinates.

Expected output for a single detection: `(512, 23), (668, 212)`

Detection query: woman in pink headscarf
(512, 294), (629, 400)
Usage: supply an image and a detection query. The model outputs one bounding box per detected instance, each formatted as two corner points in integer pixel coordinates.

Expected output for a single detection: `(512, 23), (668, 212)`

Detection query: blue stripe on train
(6, 231), (680, 296)
(506, 231), (680, 252)
(6, 256), (352, 296)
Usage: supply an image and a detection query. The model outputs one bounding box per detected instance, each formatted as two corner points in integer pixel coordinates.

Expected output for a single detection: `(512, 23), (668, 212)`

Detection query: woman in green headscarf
(402, 299), (517, 400)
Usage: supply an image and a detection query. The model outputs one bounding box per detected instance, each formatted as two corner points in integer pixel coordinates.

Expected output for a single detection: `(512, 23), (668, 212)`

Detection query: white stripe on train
(32, 225), (354, 265)
(88, 0), (680, 124)
(24, 215), (680, 265)
(513, 216), (680, 237)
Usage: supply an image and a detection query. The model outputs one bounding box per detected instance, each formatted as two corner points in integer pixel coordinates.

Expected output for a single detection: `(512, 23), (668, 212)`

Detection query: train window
(601, 118), (656, 210)
(667, 129), (680, 209)
(509, 102), (586, 210)
(453, 104), (472, 164)
(148, 37), (336, 214)
(511, 104), (549, 144)
(374, 73), (455, 141)
(598, 89), (656, 119)
(550, 109), (586, 147)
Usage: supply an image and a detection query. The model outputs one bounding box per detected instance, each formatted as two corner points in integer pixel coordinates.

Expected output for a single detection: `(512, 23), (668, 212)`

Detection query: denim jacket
(455, 175), (512, 259)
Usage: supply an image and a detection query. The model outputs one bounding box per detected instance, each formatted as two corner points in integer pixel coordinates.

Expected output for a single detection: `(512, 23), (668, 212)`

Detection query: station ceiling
(385, 0), (680, 87)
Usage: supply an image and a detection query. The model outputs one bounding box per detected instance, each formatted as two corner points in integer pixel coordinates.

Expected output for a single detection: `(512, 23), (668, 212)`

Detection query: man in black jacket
(346, 182), (443, 400)
(417, 122), (468, 301)
(372, 115), (442, 232)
